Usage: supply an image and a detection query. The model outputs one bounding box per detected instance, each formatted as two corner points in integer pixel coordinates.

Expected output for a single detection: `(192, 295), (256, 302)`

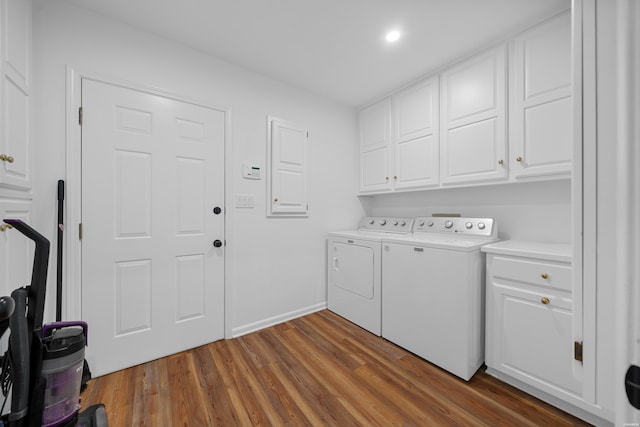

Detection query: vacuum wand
(56, 180), (64, 322)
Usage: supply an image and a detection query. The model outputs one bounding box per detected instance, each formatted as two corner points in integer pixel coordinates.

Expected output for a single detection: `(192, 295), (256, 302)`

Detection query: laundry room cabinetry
(440, 45), (507, 185)
(510, 11), (572, 179)
(0, 0), (33, 192)
(483, 241), (583, 403)
(359, 98), (392, 192)
(392, 77), (439, 190)
(357, 11), (572, 195)
(359, 78), (439, 194)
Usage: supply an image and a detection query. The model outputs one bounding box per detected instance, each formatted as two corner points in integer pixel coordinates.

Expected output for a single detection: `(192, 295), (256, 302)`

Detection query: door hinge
(79, 223), (83, 240)
(574, 341), (583, 363)
(79, 107), (83, 126)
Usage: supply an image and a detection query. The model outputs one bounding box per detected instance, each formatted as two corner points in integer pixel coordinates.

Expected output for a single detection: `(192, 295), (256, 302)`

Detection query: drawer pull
(541, 297), (550, 305)
(541, 273), (549, 279)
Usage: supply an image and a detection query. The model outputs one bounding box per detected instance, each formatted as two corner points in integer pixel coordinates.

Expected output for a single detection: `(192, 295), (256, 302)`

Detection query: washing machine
(327, 217), (414, 336)
(381, 216), (498, 381)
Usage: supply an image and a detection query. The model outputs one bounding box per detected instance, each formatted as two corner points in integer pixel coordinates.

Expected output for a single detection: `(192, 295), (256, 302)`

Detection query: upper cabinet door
(394, 77), (439, 189)
(359, 98), (392, 192)
(268, 118), (309, 216)
(0, 0), (32, 191)
(440, 45), (507, 185)
(511, 11), (572, 179)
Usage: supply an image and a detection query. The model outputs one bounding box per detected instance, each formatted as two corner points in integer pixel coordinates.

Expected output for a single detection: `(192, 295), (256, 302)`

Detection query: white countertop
(481, 240), (572, 263)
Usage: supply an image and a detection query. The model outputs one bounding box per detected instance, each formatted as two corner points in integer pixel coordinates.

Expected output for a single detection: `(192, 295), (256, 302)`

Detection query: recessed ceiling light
(386, 31), (401, 42)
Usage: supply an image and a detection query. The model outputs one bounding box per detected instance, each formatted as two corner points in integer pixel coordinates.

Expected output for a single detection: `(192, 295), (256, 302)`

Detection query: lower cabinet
(488, 282), (580, 394)
(483, 241), (582, 398)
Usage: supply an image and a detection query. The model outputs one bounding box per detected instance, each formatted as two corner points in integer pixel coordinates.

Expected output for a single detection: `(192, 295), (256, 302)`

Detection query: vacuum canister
(41, 322), (87, 427)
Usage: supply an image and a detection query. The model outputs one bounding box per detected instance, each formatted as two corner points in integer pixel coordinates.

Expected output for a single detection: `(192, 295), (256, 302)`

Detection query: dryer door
(331, 241), (375, 298)
(327, 237), (382, 336)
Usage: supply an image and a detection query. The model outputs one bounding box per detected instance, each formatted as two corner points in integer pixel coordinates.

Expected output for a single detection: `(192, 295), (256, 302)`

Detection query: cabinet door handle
(385, 176), (389, 181)
(0, 224), (13, 232)
(541, 273), (549, 279)
(541, 297), (550, 305)
(0, 154), (14, 163)
(498, 159), (504, 165)
(516, 156), (523, 162)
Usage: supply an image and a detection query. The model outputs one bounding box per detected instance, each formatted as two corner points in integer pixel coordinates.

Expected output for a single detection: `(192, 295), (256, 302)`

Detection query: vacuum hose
(8, 288), (29, 423)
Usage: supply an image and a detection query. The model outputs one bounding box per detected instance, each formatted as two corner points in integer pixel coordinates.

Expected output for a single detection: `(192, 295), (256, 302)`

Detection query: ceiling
(65, 0), (570, 107)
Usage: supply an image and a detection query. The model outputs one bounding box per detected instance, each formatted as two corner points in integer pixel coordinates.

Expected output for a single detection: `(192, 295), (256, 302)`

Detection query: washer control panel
(413, 217), (496, 238)
(358, 217), (414, 233)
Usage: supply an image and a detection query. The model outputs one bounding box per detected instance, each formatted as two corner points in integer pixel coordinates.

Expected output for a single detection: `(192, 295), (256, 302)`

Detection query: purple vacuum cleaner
(0, 219), (107, 427)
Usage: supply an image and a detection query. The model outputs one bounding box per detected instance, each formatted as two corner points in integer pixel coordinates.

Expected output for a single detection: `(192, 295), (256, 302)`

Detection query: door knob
(213, 240), (223, 248)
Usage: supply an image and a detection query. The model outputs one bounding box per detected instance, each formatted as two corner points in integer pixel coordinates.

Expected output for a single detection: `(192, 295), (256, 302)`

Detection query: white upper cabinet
(0, 0), (32, 191)
(393, 77), (439, 190)
(356, 11), (571, 195)
(440, 45), (507, 185)
(359, 98), (392, 192)
(359, 78), (439, 194)
(511, 11), (572, 179)
(268, 118), (309, 216)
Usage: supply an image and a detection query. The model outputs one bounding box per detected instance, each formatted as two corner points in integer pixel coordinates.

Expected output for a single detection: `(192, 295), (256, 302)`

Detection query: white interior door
(81, 79), (225, 376)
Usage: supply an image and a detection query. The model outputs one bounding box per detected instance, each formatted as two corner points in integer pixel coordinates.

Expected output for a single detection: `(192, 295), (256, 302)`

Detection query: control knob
(418, 220), (425, 226)
(379, 220), (387, 226)
(369, 219), (374, 225)
(478, 222), (486, 230)
(427, 220), (434, 227)
(393, 221), (398, 226)
(465, 222), (473, 229)
(445, 220), (453, 229)
(400, 221), (406, 226)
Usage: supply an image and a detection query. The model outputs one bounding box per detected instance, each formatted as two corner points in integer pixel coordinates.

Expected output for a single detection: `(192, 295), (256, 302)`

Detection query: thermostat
(243, 164), (262, 180)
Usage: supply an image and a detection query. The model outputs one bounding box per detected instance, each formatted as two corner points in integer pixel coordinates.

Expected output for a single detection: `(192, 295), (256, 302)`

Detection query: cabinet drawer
(492, 255), (571, 291)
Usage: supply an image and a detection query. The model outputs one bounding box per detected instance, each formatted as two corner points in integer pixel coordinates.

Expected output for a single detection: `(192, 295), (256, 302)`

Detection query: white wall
(364, 180), (572, 243)
(31, 0), (364, 332)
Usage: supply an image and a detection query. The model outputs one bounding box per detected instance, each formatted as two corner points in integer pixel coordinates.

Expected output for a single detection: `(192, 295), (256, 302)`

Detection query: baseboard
(485, 368), (614, 426)
(231, 302), (327, 338)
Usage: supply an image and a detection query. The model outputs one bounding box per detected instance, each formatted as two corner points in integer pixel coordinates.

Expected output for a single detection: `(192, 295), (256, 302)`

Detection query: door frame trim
(64, 66), (233, 338)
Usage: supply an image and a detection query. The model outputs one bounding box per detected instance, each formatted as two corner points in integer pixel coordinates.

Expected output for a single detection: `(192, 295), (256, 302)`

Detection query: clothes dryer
(327, 217), (413, 336)
(381, 217), (498, 380)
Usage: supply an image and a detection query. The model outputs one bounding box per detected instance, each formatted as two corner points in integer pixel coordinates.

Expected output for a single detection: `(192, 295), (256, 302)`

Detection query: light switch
(235, 194), (255, 208)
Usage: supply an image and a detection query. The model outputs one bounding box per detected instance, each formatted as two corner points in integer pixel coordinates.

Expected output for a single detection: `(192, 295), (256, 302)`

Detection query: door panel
(81, 79), (225, 376)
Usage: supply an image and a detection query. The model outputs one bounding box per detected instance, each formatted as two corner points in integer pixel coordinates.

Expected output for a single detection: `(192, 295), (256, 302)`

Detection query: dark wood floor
(81, 310), (591, 426)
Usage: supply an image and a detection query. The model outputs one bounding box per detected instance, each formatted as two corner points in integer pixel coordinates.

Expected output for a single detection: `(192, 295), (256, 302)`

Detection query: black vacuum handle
(57, 180), (64, 201)
(3, 218), (50, 332)
(3, 219), (49, 247)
